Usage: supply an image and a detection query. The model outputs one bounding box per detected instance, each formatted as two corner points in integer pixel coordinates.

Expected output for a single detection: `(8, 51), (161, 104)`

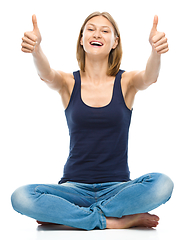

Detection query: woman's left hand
(149, 15), (169, 54)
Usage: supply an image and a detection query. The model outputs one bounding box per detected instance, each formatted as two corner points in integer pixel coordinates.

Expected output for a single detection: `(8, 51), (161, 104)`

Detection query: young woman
(11, 12), (174, 230)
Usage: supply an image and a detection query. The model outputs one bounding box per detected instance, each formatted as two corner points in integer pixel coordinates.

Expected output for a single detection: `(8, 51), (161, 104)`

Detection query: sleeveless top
(58, 70), (132, 184)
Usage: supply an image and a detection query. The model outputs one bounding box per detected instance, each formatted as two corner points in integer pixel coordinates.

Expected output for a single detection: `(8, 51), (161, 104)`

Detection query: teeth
(90, 41), (103, 46)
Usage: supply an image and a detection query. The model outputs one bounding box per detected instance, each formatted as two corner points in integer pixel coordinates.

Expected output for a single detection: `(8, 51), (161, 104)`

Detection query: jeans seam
(101, 180), (148, 208)
(101, 212), (106, 229)
(97, 208), (106, 229)
(34, 185), (94, 200)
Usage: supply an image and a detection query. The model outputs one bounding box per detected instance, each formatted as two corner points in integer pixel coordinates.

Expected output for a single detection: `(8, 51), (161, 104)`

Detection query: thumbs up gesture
(149, 15), (169, 54)
(21, 15), (42, 53)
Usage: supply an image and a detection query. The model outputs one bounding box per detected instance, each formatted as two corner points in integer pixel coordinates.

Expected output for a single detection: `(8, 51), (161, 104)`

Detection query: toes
(144, 213), (160, 221)
(152, 214), (160, 221)
(144, 220), (158, 228)
(139, 214), (159, 228)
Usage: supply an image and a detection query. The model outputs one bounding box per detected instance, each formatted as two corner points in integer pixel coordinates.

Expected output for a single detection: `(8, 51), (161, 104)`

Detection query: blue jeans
(11, 173), (173, 230)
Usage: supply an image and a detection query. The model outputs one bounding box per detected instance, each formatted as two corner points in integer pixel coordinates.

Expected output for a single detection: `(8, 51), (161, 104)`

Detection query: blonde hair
(76, 12), (123, 76)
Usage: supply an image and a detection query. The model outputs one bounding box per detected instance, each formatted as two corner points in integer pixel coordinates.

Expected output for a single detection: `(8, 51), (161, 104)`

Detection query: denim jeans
(11, 172), (174, 230)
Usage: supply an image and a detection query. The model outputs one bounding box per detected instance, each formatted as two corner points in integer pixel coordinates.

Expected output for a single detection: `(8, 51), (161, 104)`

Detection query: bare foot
(106, 213), (160, 229)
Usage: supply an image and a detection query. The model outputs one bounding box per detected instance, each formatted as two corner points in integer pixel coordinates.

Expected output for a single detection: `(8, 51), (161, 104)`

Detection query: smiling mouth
(90, 41), (104, 47)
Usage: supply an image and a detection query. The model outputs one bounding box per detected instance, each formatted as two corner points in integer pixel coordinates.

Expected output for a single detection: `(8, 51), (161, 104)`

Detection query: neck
(82, 54), (109, 82)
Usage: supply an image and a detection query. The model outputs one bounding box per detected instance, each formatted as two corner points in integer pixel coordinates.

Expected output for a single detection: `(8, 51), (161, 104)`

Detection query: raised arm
(131, 15), (169, 91)
(21, 15), (66, 92)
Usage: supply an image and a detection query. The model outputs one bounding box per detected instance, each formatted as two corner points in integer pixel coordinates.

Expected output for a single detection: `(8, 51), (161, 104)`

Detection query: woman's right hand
(21, 15), (42, 53)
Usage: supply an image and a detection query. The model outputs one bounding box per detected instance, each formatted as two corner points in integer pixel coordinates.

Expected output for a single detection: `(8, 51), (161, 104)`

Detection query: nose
(93, 29), (101, 39)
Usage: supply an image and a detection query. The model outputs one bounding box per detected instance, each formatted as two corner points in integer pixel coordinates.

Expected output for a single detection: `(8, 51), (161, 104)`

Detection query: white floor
(3, 220), (184, 240)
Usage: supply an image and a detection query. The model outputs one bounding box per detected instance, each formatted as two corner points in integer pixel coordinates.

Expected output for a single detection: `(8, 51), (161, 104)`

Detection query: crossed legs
(11, 173), (174, 230)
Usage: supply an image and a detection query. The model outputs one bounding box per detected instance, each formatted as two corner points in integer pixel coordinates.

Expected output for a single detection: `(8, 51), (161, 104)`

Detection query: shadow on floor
(37, 224), (86, 231)
(37, 224), (156, 232)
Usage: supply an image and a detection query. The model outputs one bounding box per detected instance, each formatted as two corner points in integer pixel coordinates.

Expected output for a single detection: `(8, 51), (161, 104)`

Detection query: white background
(1, 0), (187, 239)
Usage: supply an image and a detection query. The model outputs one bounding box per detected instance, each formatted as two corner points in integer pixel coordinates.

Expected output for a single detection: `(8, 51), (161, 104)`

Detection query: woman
(11, 12), (174, 230)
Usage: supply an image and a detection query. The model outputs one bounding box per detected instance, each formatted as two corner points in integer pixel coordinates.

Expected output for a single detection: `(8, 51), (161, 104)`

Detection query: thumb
(32, 14), (39, 32)
(152, 15), (158, 31)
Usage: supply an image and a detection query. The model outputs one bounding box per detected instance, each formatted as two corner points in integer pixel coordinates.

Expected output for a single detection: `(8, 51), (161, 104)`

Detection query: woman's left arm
(131, 15), (169, 90)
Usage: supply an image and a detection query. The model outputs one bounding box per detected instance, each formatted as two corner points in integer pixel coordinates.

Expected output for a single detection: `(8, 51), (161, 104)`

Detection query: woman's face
(81, 16), (118, 58)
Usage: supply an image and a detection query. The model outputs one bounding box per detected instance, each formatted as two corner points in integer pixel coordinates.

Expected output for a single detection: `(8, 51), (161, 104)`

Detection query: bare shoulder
(57, 71), (74, 86)
(56, 71), (74, 92)
(121, 71), (139, 110)
(57, 71), (75, 109)
(121, 71), (139, 94)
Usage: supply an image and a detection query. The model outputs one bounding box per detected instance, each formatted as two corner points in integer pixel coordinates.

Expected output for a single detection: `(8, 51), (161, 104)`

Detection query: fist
(21, 15), (42, 53)
(149, 15), (169, 54)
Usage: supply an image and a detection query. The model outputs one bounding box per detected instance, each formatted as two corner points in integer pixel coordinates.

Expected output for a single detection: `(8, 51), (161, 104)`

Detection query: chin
(85, 48), (111, 58)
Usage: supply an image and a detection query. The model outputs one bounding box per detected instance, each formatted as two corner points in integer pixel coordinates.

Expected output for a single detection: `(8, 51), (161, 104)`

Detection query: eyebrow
(87, 23), (111, 29)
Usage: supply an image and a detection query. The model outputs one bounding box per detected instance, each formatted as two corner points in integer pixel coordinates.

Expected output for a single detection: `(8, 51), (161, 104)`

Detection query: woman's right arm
(21, 15), (66, 92)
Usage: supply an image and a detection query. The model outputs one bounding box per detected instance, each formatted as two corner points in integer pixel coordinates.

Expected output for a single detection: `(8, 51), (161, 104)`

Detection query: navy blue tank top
(58, 70), (132, 184)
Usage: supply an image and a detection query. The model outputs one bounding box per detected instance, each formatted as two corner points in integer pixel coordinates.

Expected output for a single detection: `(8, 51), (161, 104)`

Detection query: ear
(80, 36), (83, 46)
(112, 37), (119, 49)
